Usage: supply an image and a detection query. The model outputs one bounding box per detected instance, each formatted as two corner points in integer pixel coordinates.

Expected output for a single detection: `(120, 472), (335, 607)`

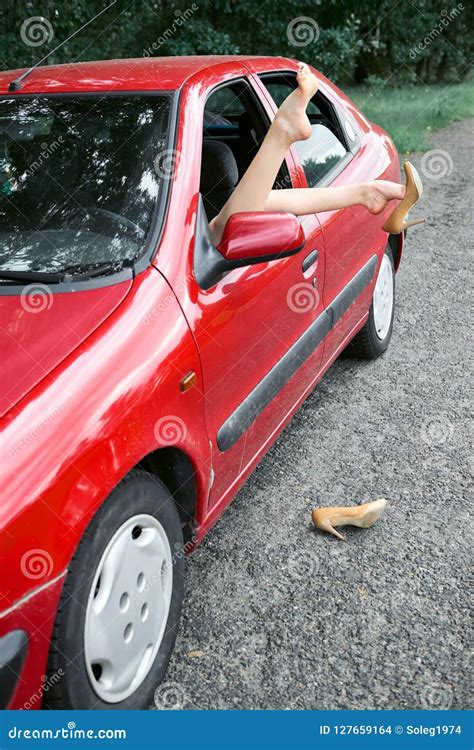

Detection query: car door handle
(302, 249), (319, 273)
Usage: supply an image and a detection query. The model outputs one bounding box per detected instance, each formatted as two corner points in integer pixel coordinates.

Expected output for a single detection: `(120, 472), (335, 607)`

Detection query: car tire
(347, 245), (395, 359)
(43, 469), (184, 710)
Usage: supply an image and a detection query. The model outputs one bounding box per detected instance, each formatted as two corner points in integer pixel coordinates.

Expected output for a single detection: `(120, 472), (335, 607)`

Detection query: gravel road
(158, 119), (473, 711)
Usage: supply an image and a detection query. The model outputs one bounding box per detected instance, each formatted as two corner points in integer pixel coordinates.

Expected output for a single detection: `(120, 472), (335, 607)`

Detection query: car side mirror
(217, 211), (305, 264)
(193, 197), (305, 290)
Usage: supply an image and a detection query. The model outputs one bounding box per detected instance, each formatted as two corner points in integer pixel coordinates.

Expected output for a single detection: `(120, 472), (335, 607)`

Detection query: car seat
(200, 139), (239, 222)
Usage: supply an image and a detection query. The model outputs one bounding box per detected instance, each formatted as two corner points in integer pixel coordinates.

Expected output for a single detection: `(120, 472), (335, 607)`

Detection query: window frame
(258, 71), (362, 188)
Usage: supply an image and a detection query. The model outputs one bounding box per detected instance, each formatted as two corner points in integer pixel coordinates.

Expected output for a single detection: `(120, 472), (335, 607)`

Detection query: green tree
(0, 0), (471, 85)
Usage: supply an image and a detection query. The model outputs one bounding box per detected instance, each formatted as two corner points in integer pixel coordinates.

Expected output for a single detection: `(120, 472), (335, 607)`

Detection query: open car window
(0, 94), (172, 277)
(259, 73), (350, 187)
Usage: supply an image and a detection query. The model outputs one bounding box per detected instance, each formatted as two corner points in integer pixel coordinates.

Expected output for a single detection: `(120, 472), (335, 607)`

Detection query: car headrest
(200, 139), (239, 195)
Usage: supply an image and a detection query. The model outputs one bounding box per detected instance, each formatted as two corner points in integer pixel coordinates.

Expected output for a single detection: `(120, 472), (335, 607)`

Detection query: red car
(0, 55), (403, 710)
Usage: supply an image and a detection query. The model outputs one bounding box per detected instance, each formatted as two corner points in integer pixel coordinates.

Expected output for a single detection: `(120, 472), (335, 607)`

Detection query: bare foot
(363, 180), (405, 215)
(271, 63), (319, 146)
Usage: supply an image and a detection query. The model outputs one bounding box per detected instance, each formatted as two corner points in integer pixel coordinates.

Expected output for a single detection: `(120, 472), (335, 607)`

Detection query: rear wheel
(348, 245), (395, 359)
(44, 470), (184, 710)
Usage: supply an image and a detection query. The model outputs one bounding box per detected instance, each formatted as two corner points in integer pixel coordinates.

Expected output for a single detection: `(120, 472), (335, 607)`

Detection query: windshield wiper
(0, 262), (123, 284)
(0, 269), (66, 283)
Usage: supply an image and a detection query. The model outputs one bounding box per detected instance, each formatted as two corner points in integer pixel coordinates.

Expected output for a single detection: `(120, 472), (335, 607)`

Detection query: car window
(293, 125), (347, 187)
(260, 75), (348, 186)
(0, 94), (172, 276)
(205, 86), (247, 118)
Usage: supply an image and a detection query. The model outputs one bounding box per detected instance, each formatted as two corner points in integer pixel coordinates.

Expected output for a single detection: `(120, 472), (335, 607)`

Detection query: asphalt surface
(156, 120), (473, 711)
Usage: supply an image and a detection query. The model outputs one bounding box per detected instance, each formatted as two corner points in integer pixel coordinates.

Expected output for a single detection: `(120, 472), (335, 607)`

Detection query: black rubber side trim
(327, 254), (377, 326)
(216, 254), (378, 452)
(217, 310), (331, 451)
(0, 630), (28, 708)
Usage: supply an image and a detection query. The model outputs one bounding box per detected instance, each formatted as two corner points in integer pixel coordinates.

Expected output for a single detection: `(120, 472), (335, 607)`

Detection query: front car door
(156, 62), (326, 518)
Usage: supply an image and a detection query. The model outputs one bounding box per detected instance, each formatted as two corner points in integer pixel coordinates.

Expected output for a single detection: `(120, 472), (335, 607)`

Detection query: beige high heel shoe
(312, 498), (387, 540)
(383, 161), (425, 233)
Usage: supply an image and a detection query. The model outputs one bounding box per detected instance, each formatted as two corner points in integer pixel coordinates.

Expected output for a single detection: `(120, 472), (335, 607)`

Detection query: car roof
(0, 55), (296, 95)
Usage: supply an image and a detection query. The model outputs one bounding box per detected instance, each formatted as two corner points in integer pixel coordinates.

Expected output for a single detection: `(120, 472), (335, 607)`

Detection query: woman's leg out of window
(209, 63), (318, 245)
(209, 64), (404, 246)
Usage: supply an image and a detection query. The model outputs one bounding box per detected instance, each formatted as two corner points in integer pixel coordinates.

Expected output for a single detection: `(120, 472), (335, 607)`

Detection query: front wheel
(44, 470), (184, 709)
(348, 245), (395, 359)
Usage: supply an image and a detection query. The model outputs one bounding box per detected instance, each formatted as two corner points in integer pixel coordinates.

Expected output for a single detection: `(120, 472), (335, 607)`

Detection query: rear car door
(256, 69), (383, 362)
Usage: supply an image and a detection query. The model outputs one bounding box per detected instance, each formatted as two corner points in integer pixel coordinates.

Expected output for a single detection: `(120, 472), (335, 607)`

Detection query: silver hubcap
(84, 514), (173, 703)
(373, 254), (394, 340)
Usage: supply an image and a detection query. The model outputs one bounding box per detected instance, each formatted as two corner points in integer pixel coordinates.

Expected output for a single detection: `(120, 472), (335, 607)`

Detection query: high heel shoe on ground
(311, 498), (387, 540)
(383, 161), (426, 233)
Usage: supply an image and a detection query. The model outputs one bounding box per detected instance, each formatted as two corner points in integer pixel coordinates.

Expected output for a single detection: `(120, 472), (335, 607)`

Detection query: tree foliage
(0, 0), (471, 85)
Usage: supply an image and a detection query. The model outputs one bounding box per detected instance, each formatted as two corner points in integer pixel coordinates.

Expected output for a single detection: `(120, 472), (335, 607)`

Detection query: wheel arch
(138, 447), (198, 545)
(388, 232), (403, 271)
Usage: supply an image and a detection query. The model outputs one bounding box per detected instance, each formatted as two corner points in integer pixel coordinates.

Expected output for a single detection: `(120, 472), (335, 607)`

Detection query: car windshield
(0, 94), (172, 278)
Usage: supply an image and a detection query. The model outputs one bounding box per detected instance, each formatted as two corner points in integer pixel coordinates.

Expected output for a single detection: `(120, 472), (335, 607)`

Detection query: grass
(346, 81), (474, 154)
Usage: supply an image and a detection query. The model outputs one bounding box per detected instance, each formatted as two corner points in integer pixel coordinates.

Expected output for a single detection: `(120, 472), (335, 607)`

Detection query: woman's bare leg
(209, 63), (318, 245)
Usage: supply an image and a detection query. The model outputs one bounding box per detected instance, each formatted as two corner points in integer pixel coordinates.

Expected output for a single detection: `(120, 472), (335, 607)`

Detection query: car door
(255, 69), (383, 363)
(158, 69), (327, 510)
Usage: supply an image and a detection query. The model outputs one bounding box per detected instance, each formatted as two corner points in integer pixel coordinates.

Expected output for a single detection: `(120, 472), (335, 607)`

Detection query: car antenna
(8, 0), (117, 93)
